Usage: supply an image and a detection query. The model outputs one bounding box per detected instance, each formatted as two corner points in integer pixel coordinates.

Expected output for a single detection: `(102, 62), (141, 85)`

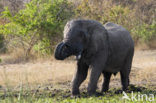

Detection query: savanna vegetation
(0, 0), (155, 103)
(0, 0), (155, 59)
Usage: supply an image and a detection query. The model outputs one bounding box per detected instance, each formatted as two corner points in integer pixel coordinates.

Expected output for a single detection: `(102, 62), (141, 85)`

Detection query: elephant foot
(115, 89), (129, 94)
(101, 87), (109, 93)
(71, 89), (80, 96)
(87, 89), (96, 96)
(115, 90), (123, 94)
(94, 92), (103, 97)
(87, 91), (103, 97)
(71, 94), (80, 98)
(87, 89), (103, 96)
(122, 86), (128, 91)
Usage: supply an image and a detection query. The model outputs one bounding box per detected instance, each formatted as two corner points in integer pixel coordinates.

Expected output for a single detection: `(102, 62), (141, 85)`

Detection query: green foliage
(0, 0), (155, 56)
(75, 0), (156, 45)
(132, 22), (156, 42)
(0, 0), (73, 55)
(33, 38), (52, 55)
(75, 0), (130, 23)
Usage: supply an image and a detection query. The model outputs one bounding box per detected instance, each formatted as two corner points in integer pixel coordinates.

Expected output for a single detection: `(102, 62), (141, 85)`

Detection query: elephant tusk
(76, 54), (81, 60)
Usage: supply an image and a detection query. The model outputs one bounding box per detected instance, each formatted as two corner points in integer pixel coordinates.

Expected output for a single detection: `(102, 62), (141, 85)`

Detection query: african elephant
(54, 19), (134, 96)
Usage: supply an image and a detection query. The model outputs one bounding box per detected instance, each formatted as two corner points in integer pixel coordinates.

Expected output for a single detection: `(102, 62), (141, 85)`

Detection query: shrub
(74, 0), (156, 46)
(0, 0), (155, 58)
(0, 0), (73, 56)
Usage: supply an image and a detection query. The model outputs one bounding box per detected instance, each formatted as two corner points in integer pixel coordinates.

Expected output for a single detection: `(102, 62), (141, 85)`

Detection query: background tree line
(0, 0), (155, 59)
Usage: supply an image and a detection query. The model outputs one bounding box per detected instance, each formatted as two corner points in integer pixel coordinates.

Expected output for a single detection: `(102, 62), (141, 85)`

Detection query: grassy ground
(0, 50), (156, 103)
(0, 85), (156, 103)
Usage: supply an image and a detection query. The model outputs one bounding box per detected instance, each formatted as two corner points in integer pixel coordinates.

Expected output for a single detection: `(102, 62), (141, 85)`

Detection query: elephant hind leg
(101, 72), (112, 92)
(120, 51), (133, 91)
(120, 70), (130, 91)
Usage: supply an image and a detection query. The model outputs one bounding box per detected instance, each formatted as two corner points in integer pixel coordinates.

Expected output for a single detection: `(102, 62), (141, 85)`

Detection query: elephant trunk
(54, 42), (65, 60)
(54, 42), (84, 60)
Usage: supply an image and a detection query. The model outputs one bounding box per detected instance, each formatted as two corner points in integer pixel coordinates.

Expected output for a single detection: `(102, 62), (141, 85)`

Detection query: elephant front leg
(101, 72), (112, 92)
(72, 61), (89, 96)
(87, 68), (102, 95)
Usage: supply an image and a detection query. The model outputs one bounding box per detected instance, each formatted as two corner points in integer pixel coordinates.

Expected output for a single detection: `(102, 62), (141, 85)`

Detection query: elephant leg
(120, 52), (133, 91)
(87, 68), (102, 95)
(71, 60), (89, 96)
(101, 72), (112, 92)
(120, 70), (129, 91)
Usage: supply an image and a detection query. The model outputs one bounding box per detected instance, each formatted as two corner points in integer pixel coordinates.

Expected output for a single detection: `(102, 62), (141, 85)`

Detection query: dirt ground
(0, 50), (156, 91)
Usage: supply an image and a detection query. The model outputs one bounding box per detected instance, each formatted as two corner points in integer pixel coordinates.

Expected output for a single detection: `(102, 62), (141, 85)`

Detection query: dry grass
(0, 50), (156, 90)
(0, 59), (76, 88)
(134, 67), (156, 85)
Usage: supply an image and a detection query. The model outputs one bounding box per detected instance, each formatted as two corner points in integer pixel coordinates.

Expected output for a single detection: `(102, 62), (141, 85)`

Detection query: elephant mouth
(54, 42), (83, 60)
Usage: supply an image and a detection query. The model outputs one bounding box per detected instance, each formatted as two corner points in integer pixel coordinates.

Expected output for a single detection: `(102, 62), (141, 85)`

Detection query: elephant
(54, 19), (134, 96)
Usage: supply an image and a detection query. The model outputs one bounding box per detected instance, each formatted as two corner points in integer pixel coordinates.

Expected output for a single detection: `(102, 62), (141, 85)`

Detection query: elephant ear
(78, 30), (90, 45)
(86, 25), (108, 52)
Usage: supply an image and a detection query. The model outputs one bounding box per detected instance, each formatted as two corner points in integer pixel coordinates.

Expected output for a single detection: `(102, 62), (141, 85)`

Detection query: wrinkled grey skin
(54, 19), (134, 96)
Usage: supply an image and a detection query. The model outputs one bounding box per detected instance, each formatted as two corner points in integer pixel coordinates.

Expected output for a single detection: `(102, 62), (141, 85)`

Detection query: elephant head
(54, 21), (88, 60)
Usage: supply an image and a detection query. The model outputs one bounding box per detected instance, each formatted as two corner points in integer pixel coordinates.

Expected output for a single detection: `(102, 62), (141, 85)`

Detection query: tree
(0, 0), (73, 56)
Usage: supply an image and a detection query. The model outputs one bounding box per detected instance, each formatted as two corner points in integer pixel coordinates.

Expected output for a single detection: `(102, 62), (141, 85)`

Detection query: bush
(0, 0), (73, 56)
(0, 0), (155, 58)
(74, 0), (156, 46)
(132, 22), (156, 43)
